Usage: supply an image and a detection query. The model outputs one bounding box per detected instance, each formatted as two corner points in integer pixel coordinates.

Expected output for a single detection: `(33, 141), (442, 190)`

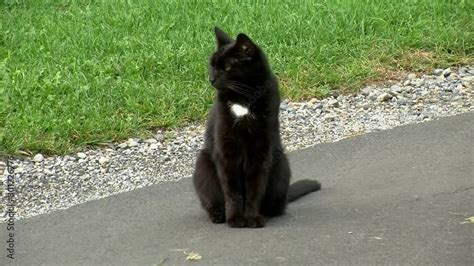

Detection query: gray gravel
(2, 66), (473, 221)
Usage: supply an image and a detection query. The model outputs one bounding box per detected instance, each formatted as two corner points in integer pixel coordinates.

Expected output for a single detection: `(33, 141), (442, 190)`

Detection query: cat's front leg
(216, 156), (246, 228)
(244, 152), (272, 228)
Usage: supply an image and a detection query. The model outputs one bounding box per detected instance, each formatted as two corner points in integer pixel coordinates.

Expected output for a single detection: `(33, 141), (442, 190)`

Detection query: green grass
(1, 0), (473, 155)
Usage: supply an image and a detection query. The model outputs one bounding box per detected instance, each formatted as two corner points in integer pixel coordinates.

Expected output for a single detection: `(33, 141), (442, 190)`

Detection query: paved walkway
(2, 113), (473, 265)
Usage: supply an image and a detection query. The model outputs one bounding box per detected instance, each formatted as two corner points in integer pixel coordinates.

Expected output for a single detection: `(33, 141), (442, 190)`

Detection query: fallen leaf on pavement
(461, 216), (474, 224)
(184, 251), (202, 261)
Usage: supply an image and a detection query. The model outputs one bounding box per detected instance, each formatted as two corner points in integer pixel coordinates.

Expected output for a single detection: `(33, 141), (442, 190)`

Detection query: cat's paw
(209, 209), (226, 224)
(226, 215), (247, 228)
(246, 215), (265, 228)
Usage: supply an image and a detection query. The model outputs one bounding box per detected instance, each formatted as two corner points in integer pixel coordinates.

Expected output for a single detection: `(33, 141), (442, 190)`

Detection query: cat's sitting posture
(192, 27), (321, 228)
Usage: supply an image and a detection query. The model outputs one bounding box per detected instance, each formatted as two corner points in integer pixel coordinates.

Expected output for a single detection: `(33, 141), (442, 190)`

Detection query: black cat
(192, 27), (321, 228)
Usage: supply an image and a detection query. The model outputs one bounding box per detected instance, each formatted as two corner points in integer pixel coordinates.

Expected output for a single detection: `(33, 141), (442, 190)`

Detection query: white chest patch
(230, 103), (249, 117)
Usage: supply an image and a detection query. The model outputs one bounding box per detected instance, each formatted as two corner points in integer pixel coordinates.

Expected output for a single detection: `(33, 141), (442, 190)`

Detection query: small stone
(324, 114), (337, 122)
(433, 68), (443, 76)
(149, 143), (159, 150)
(442, 68), (451, 77)
(420, 112), (433, 120)
(98, 157), (109, 165)
(313, 102), (323, 110)
(33, 154), (44, 162)
(390, 85), (403, 93)
(64, 155), (75, 161)
(15, 167), (25, 173)
(360, 87), (373, 96)
(144, 138), (158, 144)
(308, 98), (318, 105)
(77, 152), (87, 159)
(461, 76), (474, 88)
(154, 133), (165, 142)
(118, 142), (128, 149)
(327, 98), (340, 108)
(413, 79), (425, 87)
(443, 84), (455, 92)
(376, 92), (393, 102)
(448, 73), (459, 80)
(289, 102), (305, 108)
(279, 102), (289, 110)
(452, 86), (460, 95)
(403, 86), (414, 93)
(368, 91), (381, 101)
(127, 138), (139, 147)
(397, 97), (408, 105)
(407, 73), (417, 79)
(44, 169), (55, 175)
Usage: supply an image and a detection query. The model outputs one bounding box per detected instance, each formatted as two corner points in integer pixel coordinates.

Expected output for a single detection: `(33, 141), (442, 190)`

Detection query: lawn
(1, 0), (472, 155)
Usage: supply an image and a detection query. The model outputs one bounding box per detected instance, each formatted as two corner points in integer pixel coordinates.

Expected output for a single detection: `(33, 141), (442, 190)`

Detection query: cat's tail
(287, 179), (321, 202)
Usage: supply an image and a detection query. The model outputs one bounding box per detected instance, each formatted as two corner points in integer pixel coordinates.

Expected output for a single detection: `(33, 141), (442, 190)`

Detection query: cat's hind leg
(192, 150), (226, 223)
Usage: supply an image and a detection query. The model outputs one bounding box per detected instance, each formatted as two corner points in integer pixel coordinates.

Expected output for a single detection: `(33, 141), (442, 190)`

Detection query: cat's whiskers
(226, 81), (258, 98)
(227, 84), (252, 97)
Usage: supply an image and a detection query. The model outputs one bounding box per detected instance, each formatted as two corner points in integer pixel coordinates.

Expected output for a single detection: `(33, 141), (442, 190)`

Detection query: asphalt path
(2, 112), (473, 265)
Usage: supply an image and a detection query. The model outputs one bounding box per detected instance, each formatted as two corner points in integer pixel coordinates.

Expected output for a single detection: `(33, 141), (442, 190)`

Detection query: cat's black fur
(192, 27), (321, 228)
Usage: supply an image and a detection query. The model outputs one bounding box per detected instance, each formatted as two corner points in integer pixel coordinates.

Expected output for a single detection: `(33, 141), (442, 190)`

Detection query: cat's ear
(235, 33), (256, 58)
(214, 26), (232, 47)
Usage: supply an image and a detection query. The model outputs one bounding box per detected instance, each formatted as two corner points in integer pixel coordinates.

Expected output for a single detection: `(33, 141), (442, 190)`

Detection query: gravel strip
(2, 66), (473, 221)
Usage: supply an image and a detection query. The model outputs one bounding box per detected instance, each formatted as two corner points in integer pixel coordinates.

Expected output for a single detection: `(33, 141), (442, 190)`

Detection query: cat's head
(208, 27), (268, 92)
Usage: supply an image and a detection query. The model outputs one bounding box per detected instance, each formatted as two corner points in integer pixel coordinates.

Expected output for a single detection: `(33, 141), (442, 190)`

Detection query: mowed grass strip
(1, 0), (472, 155)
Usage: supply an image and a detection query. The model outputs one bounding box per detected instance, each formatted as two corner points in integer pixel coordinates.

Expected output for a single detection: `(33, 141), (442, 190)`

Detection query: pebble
(118, 142), (128, 149)
(442, 68), (451, 77)
(433, 69), (443, 76)
(360, 86), (373, 96)
(309, 98), (318, 105)
(33, 154), (44, 162)
(376, 92), (393, 102)
(5, 65), (474, 222)
(390, 85), (403, 93)
(327, 98), (340, 108)
(144, 138), (158, 144)
(127, 138), (139, 147)
(149, 143), (159, 150)
(98, 157), (110, 165)
(279, 102), (288, 110)
(324, 114), (337, 122)
(397, 97), (408, 105)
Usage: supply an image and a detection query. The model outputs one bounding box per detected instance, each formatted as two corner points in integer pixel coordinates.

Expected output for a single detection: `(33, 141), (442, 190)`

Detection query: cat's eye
(224, 58), (238, 71)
